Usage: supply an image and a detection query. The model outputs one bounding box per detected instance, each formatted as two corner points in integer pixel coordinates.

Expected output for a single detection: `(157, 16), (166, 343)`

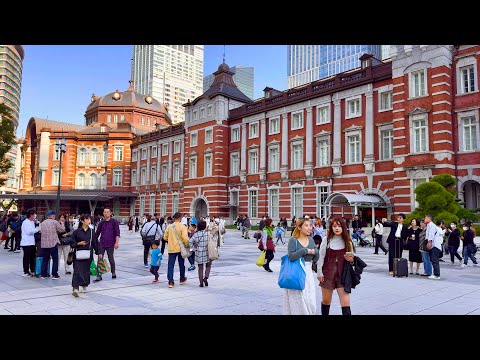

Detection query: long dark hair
(327, 217), (354, 252)
(79, 214), (91, 226)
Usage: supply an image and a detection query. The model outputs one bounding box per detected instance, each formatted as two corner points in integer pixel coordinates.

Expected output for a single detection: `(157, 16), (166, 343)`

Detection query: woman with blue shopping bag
(281, 217), (319, 315)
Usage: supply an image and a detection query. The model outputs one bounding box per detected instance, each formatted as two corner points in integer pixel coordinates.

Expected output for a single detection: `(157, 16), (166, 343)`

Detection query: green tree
(406, 174), (479, 224)
(0, 103), (17, 187)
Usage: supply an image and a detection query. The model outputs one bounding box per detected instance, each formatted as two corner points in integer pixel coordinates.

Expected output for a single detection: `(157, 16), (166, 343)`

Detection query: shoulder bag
(172, 224), (192, 259)
(142, 223), (158, 247)
(208, 232), (219, 260)
(76, 229), (92, 260)
(277, 239), (307, 291)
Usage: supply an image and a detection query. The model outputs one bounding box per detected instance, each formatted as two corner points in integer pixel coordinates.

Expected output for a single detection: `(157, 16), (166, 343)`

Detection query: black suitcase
(393, 257), (408, 277)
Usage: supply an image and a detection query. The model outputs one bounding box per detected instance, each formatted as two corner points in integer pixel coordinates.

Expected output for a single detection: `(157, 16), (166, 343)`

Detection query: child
(187, 223), (197, 271)
(275, 223), (286, 245)
(150, 240), (162, 283)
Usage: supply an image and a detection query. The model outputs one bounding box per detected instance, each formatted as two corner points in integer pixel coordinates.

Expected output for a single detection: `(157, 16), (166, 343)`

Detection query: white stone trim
(432, 72), (450, 78)
(432, 130), (452, 135)
(432, 120), (452, 125)
(432, 82), (450, 87)
(432, 100), (451, 106)
(432, 91), (451, 96)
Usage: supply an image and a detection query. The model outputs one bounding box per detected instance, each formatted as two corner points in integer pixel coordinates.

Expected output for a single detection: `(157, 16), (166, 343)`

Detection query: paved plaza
(0, 226), (480, 315)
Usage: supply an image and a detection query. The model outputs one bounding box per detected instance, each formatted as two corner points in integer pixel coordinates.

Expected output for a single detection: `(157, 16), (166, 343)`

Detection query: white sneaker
(428, 275), (441, 280)
(81, 286), (87, 293)
(461, 263), (466, 268)
(72, 289), (79, 298)
(473, 263), (479, 267)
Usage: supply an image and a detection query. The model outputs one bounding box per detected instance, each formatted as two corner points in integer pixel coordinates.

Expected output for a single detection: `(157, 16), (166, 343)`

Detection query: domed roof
(86, 80), (168, 114)
(217, 62), (230, 71)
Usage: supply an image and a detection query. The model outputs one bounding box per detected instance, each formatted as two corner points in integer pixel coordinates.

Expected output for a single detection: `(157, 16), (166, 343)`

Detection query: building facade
(0, 45), (24, 198)
(13, 46), (480, 224)
(131, 46), (480, 225)
(287, 45), (382, 88)
(0, 45), (24, 128)
(204, 66), (254, 100)
(381, 45), (391, 60)
(131, 45), (204, 124)
(11, 82), (172, 219)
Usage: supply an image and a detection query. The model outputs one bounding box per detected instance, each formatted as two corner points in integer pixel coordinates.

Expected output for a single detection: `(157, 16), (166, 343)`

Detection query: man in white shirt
(20, 209), (40, 277)
(425, 215), (442, 279)
(181, 213), (188, 226)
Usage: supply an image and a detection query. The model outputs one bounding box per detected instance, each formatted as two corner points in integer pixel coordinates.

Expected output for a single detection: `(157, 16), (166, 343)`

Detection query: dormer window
(362, 59), (370, 68)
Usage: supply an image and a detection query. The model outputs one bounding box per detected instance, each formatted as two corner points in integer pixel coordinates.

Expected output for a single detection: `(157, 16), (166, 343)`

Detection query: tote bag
(278, 239), (307, 290)
(76, 229), (92, 260)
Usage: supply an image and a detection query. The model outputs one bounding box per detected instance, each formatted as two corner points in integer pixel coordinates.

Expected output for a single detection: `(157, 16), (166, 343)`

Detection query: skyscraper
(131, 45), (204, 123)
(0, 45), (24, 128)
(203, 65), (254, 99)
(0, 45), (24, 196)
(287, 45), (382, 88)
(381, 45), (391, 60)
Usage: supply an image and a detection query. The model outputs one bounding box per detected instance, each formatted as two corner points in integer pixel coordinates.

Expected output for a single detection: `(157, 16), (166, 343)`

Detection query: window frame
(291, 111), (304, 130)
(291, 142), (303, 170)
(189, 156), (197, 179)
(248, 189), (258, 218)
(346, 132), (362, 164)
(316, 136), (330, 167)
(173, 140), (181, 154)
(231, 126), (240, 142)
(269, 117), (280, 134)
(162, 143), (169, 156)
(268, 145), (280, 172)
(345, 96), (362, 119)
(205, 127), (214, 144)
(248, 149), (258, 174)
(114, 146), (123, 161)
(379, 91), (393, 111)
(316, 105), (330, 124)
(291, 187), (303, 218)
(113, 169), (122, 186)
(249, 122), (259, 139)
(410, 114), (429, 154)
(230, 152), (240, 176)
(409, 69), (428, 98)
(190, 131), (198, 147)
(204, 153), (213, 177)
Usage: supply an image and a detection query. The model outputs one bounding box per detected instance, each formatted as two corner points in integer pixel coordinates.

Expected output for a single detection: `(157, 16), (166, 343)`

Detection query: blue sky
(17, 45), (287, 137)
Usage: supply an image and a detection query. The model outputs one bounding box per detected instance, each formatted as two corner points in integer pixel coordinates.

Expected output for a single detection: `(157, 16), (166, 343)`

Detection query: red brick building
(11, 46), (480, 225)
(11, 82), (171, 219)
(131, 45), (480, 225)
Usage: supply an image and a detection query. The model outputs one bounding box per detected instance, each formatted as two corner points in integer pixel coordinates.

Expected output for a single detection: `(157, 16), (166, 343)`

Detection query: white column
(280, 112), (289, 179)
(364, 91), (375, 174)
(167, 141), (173, 184)
(371, 205), (375, 228)
(331, 100), (342, 176)
(240, 123), (247, 182)
(305, 107), (313, 178)
(180, 138), (185, 181)
(259, 118), (266, 181)
(136, 146), (141, 185)
(146, 145), (151, 182)
(156, 141), (161, 184)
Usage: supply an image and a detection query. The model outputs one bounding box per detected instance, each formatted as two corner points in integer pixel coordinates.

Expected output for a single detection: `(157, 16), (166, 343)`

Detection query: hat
(46, 210), (56, 217)
(465, 220), (472, 227)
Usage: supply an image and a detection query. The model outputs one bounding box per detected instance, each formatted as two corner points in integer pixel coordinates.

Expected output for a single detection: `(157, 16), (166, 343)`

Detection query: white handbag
(76, 229), (92, 260)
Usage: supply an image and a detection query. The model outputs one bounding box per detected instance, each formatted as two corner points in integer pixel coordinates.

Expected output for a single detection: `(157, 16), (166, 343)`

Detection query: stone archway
(191, 197), (209, 219)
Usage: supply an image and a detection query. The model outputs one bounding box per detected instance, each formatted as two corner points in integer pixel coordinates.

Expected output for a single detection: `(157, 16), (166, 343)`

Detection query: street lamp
(55, 138), (67, 214)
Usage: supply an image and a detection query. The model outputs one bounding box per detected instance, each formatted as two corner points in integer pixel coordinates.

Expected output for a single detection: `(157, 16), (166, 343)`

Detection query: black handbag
(61, 236), (74, 246)
(142, 223), (158, 247)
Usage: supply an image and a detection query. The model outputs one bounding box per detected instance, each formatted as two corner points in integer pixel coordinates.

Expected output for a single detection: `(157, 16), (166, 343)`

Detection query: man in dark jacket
(383, 214), (408, 274)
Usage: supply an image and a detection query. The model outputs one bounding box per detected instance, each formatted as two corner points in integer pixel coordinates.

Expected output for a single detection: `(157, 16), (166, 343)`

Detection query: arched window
(78, 173), (86, 189)
(78, 148), (87, 165)
(90, 173), (97, 189)
(91, 148), (98, 164)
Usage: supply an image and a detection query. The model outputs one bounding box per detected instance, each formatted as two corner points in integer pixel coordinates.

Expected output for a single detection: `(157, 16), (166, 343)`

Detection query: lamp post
(55, 138), (67, 214)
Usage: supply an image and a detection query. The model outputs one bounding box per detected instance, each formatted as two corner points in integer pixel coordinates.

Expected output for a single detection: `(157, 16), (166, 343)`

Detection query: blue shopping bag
(278, 255), (306, 290)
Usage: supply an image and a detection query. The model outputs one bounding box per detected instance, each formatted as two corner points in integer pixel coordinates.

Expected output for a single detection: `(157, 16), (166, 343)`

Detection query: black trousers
(187, 251), (195, 266)
(143, 243), (150, 265)
(22, 245), (36, 274)
(160, 239), (167, 255)
(374, 234), (387, 254)
(150, 265), (159, 280)
(265, 249), (274, 270)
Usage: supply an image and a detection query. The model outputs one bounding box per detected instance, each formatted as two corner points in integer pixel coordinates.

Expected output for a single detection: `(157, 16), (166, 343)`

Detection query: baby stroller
(353, 229), (371, 247)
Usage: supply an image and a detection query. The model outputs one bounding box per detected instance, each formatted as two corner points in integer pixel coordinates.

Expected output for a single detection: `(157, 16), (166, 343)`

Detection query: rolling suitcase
(393, 237), (408, 277)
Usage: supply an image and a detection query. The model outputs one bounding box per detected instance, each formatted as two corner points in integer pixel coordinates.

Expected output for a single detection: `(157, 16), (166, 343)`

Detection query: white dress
(283, 257), (317, 315)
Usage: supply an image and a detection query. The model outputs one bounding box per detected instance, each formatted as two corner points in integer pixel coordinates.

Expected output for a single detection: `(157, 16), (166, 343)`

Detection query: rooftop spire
(127, 80), (135, 92)
(223, 45), (226, 64)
